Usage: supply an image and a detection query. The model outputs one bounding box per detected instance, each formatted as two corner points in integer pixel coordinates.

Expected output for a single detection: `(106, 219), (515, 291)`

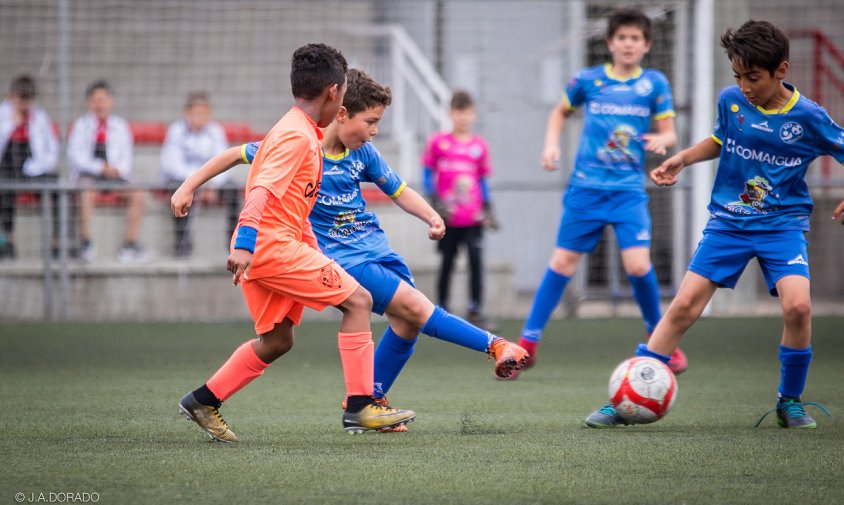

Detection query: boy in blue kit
(587, 20), (841, 429)
(172, 69), (529, 428)
(513, 7), (684, 382)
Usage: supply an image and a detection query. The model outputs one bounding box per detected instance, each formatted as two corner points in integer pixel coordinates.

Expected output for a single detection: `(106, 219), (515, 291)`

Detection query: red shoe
(518, 337), (538, 369)
(667, 347), (688, 375)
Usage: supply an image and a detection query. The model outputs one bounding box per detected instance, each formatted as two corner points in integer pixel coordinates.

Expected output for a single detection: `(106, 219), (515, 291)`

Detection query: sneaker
(178, 392), (239, 443)
(754, 397), (833, 429)
(79, 241), (95, 263)
(118, 242), (156, 263)
(487, 338), (530, 379)
(668, 347), (688, 375)
(584, 403), (628, 429)
(342, 399), (416, 434)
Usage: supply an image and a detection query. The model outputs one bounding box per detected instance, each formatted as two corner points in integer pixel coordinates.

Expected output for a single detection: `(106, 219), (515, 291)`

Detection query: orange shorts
(241, 240), (359, 334)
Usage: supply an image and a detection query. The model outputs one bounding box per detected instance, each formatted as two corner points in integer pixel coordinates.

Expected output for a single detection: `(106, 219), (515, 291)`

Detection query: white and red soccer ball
(609, 356), (678, 424)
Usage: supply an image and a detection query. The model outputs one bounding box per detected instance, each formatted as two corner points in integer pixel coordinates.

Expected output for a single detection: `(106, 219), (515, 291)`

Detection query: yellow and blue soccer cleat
(179, 392), (239, 443)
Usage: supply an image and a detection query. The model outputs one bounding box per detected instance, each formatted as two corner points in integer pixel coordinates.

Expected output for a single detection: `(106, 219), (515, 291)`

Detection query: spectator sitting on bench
(0, 74), (60, 260)
(161, 91), (237, 257)
(68, 80), (153, 263)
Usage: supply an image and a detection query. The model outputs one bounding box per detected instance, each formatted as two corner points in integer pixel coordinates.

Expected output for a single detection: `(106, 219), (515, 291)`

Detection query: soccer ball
(609, 356), (678, 424)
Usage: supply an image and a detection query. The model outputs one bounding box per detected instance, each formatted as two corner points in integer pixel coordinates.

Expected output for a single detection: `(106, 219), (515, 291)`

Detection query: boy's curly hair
(343, 69), (392, 117)
(291, 43), (348, 100)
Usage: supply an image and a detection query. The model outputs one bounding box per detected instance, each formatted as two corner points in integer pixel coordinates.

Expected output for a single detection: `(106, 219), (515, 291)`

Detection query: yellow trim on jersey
(561, 92), (575, 110)
(604, 63), (643, 81)
(389, 181), (407, 199)
(240, 143), (250, 164)
(711, 135), (723, 145)
(755, 89), (801, 115)
(323, 148), (349, 161)
(654, 111), (676, 120)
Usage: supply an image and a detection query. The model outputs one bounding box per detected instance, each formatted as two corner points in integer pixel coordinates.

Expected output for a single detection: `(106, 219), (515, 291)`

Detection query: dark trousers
(437, 224), (484, 314)
(172, 184), (240, 255)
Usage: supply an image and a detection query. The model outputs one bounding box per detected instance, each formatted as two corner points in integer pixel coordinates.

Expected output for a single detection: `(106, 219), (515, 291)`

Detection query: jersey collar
(604, 63), (643, 82)
(322, 147), (349, 161)
(292, 106), (324, 139)
(753, 83), (800, 115)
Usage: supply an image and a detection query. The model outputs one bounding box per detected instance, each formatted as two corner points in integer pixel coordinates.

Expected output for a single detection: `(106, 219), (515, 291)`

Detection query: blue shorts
(344, 251), (415, 315)
(688, 229), (810, 297)
(556, 186), (652, 252)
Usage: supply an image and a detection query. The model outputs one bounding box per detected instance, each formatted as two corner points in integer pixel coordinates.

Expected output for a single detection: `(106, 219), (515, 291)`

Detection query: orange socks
(338, 331), (374, 397)
(206, 340), (269, 402)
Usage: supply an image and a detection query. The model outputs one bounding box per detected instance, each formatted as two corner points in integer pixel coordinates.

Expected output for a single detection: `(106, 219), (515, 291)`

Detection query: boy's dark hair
(290, 43), (348, 100)
(450, 90), (474, 111)
(85, 79), (112, 98)
(720, 20), (789, 75)
(342, 69), (391, 117)
(9, 74), (37, 100)
(606, 7), (652, 42)
(185, 91), (210, 108)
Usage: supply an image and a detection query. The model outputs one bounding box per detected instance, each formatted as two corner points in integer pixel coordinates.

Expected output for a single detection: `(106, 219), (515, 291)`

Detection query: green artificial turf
(1, 317), (842, 504)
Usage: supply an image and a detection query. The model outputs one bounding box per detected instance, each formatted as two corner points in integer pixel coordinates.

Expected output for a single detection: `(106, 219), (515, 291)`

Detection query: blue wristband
(234, 226), (258, 253)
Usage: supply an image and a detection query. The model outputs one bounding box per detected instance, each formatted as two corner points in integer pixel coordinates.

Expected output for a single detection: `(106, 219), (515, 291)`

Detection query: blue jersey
(565, 64), (675, 191)
(707, 85), (844, 231)
(242, 141), (407, 270)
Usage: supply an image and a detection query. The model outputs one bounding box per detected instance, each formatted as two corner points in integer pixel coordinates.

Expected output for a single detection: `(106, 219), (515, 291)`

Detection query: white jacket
(67, 112), (133, 180)
(160, 119), (229, 187)
(0, 99), (59, 177)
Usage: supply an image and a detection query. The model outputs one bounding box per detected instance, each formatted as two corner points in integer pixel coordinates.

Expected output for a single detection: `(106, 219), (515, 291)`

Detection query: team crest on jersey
(634, 78), (653, 97)
(319, 265), (343, 289)
(725, 176), (773, 215)
(469, 145), (483, 159)
(780, 122), (803, 144)
(597, 125), (639, 164)
(349, 160), (365, 179)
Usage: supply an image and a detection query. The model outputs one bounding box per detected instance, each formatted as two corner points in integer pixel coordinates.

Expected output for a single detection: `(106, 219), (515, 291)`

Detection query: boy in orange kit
(178, 44), (415, 441)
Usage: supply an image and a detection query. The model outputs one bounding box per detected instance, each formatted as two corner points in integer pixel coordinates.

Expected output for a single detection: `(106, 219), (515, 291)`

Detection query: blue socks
(635, 343), (671, 364)
(778, 344), (812, 399)
(372, 306), (497, 398)
(628, 268), (661, 334)
(521, 269), (570, 343)
(372, 326), (416, 398)
(421, 306), (493, 352)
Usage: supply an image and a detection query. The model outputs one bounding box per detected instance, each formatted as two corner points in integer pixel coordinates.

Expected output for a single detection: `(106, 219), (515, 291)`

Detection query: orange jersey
(242, 107), (323, 278)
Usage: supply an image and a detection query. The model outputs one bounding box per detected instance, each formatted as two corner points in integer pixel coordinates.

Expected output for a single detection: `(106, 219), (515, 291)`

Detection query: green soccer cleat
(342, 400), (416, 434)
(179, 392), (239, 443)
(584, 403), (629, 429)
(754, 397), (833, 429)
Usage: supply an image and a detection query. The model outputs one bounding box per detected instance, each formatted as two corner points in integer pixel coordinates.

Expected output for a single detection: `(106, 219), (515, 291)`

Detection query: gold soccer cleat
(342, 400), (416, 434)
(179, 392), (239, 443)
